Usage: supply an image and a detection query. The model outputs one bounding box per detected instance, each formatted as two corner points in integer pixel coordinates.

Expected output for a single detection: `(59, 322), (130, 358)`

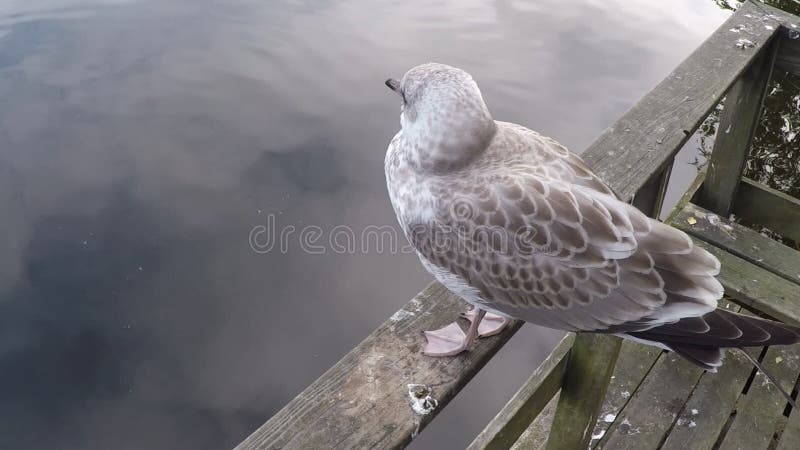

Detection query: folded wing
(408, 169), (723, 333)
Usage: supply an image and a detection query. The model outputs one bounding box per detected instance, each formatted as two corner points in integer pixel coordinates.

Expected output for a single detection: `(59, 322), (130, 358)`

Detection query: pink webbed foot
(422, 323), (472, 356)
(460, 308), (510, 337)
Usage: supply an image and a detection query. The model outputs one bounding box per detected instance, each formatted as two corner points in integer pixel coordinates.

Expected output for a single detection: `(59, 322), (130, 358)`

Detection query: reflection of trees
(702, 0), (800, 198)
(713, 0), (741, 10)
(715, 0), (800, 15)
(748, 74), (800, 197)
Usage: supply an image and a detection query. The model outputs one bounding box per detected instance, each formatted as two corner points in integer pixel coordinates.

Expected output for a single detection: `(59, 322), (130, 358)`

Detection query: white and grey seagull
(384, 63), (800, 400)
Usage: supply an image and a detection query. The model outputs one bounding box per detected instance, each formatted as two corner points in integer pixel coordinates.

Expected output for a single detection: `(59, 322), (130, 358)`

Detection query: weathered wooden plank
(596, 351), (705, 449)
(510, 335), (665, 449)
(777, 396), (800, 450)
(235, 282), (522, 450)
(508, 340), (664, 450)
(672, 202), (800, 285)
(581, 1), (779, 203)
(733, 177), (800, 243)
(544, 334), (622, 450)
(687, 238), (800, 326)
(589, 340), (663, 448)
(664, 171), (706, 224)
(511, 393), (560, 450)
(767, 2), (800, 75)
(776, 35), (800, 74)
(467, 333), (574, 450)
(632, 162), (672, 219)
(758, 1), (800, 29)
(698, 38), (777, 216)
(717, 345), (800, 450)
(659, 304), (753, 450)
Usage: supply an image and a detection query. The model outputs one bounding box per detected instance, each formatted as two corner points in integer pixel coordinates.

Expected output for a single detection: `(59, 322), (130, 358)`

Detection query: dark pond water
(0, 1), (736, 449)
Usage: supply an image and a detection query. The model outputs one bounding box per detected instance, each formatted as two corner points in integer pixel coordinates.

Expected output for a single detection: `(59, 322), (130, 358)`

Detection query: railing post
(632, 161), (673, 219)
(698, 39), (778, 217)
(543, 334), (621, 449)
(467, 334), (575, 450)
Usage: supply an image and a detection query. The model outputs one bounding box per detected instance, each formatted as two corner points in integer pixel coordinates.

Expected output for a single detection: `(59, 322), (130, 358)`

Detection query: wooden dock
(236, 2), (800, 449)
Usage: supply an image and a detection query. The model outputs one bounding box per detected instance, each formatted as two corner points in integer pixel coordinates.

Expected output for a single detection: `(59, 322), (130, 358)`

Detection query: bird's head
(385, 63), (496, 171)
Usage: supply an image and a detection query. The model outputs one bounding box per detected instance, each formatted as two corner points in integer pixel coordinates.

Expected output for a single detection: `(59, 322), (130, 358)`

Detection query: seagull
(384, 63), (800, 403)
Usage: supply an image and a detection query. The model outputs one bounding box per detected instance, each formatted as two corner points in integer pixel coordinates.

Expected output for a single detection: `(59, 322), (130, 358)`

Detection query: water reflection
(0, 1), (730, 449)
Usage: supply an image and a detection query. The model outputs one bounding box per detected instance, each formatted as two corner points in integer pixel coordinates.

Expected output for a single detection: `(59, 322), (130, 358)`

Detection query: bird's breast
(385, 140), (438, 229)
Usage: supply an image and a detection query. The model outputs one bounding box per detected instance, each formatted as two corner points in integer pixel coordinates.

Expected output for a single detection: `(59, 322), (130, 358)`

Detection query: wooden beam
(775, 35), (800, 74)
(664, 171), (706, 224)
(658, 306), (753, 450)
(777, 397), (800, 450)
(588, 341), (663, 448)
(234, 282), (522, 450)
(673, 196), (800, 324)
(511, 393), (560, 449)
(544, 334), (622, 450)
(632, 162), (672, 219)
(672, 202), (800, 284)
(467, 334), (574, 450)
(505, 339), (664, 449)
(597, 344), (705, 448)
(581, 1), (779, 203)
(698, 38), (777, 216)
(690, 238), (800, 326)
(732, 177), (800, 243)
(772, 4), (800, 75)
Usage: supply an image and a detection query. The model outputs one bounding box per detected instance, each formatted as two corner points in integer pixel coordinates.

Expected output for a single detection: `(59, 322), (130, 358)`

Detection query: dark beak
(385, 78), (401, 94)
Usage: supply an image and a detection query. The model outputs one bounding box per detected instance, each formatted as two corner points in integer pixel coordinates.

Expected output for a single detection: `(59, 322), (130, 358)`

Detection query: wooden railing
(235, 2), (800, 449)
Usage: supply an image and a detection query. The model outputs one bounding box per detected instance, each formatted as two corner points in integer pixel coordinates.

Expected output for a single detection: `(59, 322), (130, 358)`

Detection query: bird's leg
(461, 307), (510, 337)
(422, 309), (486, 357)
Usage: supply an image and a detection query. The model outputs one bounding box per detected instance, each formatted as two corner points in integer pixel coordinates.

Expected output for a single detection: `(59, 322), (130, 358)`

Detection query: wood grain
(717, 345), (800, 450)
(544, 334), (622, 450)
(691, 238), (800, 326)
(672, 202), (800, 284)
(659, 305), (753, 450)
(733, 177), (800, 243)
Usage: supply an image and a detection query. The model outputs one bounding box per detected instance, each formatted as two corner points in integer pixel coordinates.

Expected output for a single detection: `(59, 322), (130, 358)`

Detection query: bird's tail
(623, 308), (800, 407)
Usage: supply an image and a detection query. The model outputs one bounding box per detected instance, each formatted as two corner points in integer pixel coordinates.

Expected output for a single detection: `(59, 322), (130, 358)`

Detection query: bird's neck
(400, 109), (496, 174)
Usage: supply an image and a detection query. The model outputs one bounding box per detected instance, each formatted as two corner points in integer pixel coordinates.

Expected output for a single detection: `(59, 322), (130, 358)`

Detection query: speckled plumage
(384, 63), (800, 370)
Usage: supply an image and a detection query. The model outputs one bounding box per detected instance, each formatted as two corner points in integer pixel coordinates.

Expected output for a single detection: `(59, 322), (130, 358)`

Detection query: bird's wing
(409, 170), (723, 332)
(494, 121), (617, 197)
